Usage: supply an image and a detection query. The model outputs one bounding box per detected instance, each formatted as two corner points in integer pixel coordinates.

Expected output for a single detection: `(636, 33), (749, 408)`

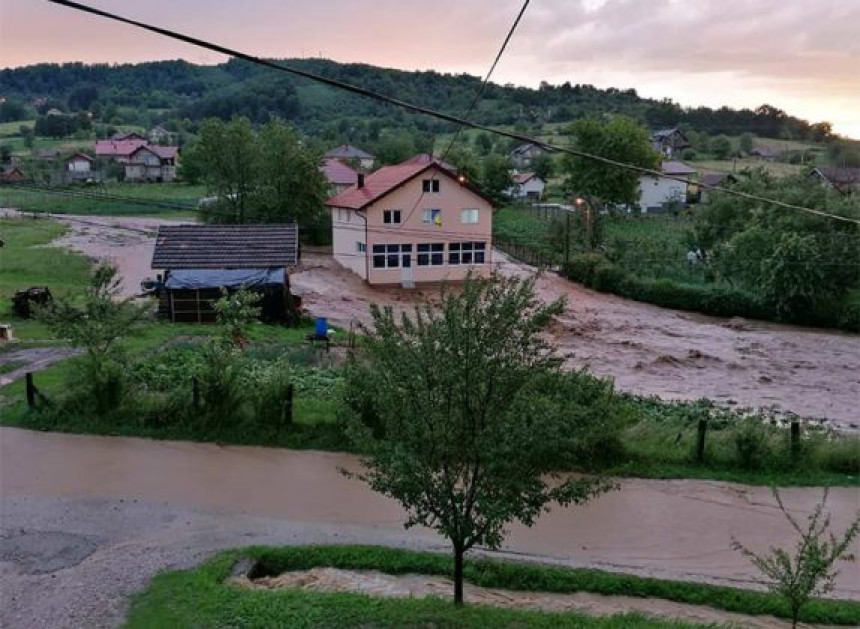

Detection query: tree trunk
(453, 544), (465, 605)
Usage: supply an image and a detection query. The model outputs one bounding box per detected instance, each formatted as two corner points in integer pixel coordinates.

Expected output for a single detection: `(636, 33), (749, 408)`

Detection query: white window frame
(422, 209), (441, 224)
(422, 179), (440, 193)
(372, 243), (412, 269)
(383, 209), (402, 224)
(356, 241), (366, 253)
(460, 209), (479, 224)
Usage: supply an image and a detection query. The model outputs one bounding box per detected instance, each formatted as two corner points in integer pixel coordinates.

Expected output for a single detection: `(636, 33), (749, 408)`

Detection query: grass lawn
(0, 119), (37, 137)
(0, 182), (205, 217)
(126, 545), (860, 628)
(0, 216), (94, 339)
(693, 159), (805, 178)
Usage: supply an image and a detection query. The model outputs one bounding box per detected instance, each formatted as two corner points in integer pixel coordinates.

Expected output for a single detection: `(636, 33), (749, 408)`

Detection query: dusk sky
(1, 0), (858, 138)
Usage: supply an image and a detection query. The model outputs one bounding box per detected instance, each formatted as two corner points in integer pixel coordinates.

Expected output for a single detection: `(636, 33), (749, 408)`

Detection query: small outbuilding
(151, 224), (300, 324)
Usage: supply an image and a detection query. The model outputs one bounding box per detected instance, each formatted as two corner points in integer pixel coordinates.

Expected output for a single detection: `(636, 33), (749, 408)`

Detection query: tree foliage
(562, 117), (659, 207)
(343, 274), (616, 604)
(185, 116), (327, 225)
(732, 488), (859, 628)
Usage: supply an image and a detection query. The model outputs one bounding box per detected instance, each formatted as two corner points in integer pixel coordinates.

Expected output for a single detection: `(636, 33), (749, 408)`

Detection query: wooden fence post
(284, 384), (294, 425)
(696, 419), (707, 462)
(26, 372), (36, 408)
(192, 377), (200, 409)
(790, 421), (801, 460)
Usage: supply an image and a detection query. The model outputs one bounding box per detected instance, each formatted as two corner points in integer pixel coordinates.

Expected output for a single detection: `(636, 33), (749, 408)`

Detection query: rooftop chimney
(357, 173), (365, 188)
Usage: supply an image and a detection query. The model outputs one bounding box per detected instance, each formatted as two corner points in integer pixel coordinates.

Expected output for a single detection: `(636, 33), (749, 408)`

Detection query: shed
(151, 224), (300, 324)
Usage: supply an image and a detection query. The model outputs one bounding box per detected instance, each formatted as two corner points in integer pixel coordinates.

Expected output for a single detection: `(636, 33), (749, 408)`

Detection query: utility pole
(564, 210), (571, 264)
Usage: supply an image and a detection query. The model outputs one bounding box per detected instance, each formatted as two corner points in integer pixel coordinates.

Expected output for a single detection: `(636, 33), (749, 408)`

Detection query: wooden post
(26, 372), (36, 408)
(192, 377), (200, 409)
(284, 384), (294, 425)
(696, 419), (707, 462)
(790, 421), (801, 460)
(565, 211), (571, 265)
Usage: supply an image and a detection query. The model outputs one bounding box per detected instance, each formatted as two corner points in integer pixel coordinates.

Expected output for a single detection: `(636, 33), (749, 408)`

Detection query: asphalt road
(1, 427), (858, 628)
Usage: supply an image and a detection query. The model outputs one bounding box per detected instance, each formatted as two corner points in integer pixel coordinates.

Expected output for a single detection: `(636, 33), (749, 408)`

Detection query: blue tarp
(165, 268), (285, 290)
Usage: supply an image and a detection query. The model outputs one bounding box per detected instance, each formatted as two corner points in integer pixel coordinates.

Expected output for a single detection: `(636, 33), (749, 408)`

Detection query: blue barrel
(315, 317), (328, 338)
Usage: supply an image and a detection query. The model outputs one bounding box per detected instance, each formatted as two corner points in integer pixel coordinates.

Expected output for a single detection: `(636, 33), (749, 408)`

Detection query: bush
(733, 420), (773, 470)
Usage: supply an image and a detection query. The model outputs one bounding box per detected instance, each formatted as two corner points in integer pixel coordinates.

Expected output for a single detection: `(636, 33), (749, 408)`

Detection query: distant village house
(320, 158), (360, 195)
(324, 144), (375, 170)
(95, 138), (180, 182)
(637, 161), (696, 212)
(649, 128), (690, 158)
(510, 143), (543, 168)
(325, 156), (495, 286)
(809, 167), (860, 193)
(64, 152), (99, 182)
(505, 172), (546, 201)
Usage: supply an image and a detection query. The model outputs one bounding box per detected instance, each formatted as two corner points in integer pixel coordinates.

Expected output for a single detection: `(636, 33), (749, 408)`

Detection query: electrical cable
(45, 0), (860, 225)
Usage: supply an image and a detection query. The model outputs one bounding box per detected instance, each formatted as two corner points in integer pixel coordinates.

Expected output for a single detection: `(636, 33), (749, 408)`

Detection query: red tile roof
(325, 158), (495, 210)
(150, 146), (179, 159)
(320, 158), (359, 186)
(324, 144), (374, 160)
(401, 153), (456, 172)
(95, 139), (148, 157)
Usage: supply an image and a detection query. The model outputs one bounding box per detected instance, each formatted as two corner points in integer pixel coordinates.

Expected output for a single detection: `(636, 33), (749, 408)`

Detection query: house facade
(505, 172), (546, 200)
(637, 161), (696, 212)
(326, 160), (495, 286)
(650, 128), (690, 158)
(124, 145), (179, 182)
(510, 143), (543, 167)
(809, 167), (860, 193)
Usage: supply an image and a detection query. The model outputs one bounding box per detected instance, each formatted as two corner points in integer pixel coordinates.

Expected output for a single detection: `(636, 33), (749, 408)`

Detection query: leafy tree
(213, 286), (262, 348)
(481, 153), (513, 200)
(192, 116), (261, 223)
(759, 233), (837, 319)
(732, 488), (859, 628)
(254, 118), (328, 224)
(473, 132), (493, 156)
(38, 264), (148, 413)
(67, 84), (99, 110)
(711, 134), (733, 159)
(739, 132), (755, 154)
(530, 151), (554, 181)
(20, 125), (34, 149)
(343, 274), (616, 605)
(562, 117), (658, 208)
(0, 99), (28, 122)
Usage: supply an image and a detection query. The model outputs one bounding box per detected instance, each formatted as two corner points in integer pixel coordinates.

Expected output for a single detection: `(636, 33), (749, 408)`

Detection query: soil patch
(231, 566), (805, 628)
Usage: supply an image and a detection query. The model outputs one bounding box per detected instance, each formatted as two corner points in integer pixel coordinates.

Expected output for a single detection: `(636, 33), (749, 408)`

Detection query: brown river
(1, 427), (858, 599)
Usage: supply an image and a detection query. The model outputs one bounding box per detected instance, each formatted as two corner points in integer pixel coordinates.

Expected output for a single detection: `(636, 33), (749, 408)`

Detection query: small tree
(38, 264), (148, 412)
(343, 274), (616, 605)
(711, 134), (733, 160)
(212, 286), (262, 348)
(732, 488), (859, 628)
(739, 132), (755, 154)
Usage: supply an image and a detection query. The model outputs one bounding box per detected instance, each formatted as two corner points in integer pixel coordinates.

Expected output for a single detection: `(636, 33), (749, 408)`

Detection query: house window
(422, 209), (442, 225)
(356, 241), (366, 253)
(417, 243), (445, 266)
(422, 179), (440, 193)
(460, 209), (479, 224)
(383, 210), (402, 224)
(449, 241), (487, 265)
(372, 243), (412, 268)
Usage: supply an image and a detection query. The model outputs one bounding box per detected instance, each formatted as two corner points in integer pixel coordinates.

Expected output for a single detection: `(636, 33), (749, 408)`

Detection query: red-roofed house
(320, 158), (360, 195)
(325, 157), (495, 286)
(95, 138), (149, 160)
(324, 144), (375, 170)
(124, 145), (180, 182)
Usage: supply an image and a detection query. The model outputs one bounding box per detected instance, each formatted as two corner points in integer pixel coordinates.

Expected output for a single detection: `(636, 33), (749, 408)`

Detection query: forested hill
(0, 58), (835, 141)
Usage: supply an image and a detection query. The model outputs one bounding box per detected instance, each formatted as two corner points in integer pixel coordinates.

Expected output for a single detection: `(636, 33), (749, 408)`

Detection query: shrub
(733, 420), (773, 470)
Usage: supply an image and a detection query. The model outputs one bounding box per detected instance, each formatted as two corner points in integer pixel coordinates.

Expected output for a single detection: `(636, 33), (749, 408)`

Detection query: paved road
(1, 427), (858, 628)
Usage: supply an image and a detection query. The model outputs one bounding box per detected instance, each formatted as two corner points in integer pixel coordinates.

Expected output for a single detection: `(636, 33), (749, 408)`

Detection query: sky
(1, 0), (858, 139)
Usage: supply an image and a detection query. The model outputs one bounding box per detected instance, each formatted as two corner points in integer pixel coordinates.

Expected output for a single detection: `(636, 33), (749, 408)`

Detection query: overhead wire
(45, 0), (860, 226)
(396, 0), (531, 230)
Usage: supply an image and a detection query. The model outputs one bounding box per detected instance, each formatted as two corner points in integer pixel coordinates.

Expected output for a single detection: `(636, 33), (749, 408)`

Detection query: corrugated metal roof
(152, 224), (299, 270)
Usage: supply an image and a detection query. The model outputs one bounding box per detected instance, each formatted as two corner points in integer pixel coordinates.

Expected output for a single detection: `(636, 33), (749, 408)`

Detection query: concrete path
(1, 427), (858, 628)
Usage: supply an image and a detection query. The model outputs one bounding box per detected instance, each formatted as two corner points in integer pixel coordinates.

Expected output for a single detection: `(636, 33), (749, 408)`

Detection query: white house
(505, 172), (546, 200)
(637, 161), (696, 213)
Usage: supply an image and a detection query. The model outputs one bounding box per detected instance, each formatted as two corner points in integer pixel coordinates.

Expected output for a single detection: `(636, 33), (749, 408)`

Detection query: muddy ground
(5, 211), (858, 429)
(1, 426), (858, 628)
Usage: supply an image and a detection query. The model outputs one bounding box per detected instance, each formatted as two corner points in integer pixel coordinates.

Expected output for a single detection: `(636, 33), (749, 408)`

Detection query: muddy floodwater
(2, 427), (858, 598)
(5, 211), (860, 427)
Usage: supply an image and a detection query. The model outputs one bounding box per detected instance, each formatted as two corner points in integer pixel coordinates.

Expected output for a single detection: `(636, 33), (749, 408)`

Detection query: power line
(398, 0), (531, 229)
(46, 0), (860, 226)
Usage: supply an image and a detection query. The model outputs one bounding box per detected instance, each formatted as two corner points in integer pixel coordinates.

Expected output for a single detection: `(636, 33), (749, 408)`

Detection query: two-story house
(124, 145), (179, 182)
(326, 158), (495, 286)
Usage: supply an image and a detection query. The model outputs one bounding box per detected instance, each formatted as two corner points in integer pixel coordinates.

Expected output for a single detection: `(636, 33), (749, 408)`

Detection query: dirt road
(1, 427), (857, 628)
(9, 212), (860, 427)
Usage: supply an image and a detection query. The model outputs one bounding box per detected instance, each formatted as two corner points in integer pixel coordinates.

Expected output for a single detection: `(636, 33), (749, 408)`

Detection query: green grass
(694, 159), (804, 178)
(0, 216), (94, 339)
(0, 360), (26, 375)
(126, 545), (860, 627)
(0, 119), (36, 137)
(0, 182), (205, 217)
